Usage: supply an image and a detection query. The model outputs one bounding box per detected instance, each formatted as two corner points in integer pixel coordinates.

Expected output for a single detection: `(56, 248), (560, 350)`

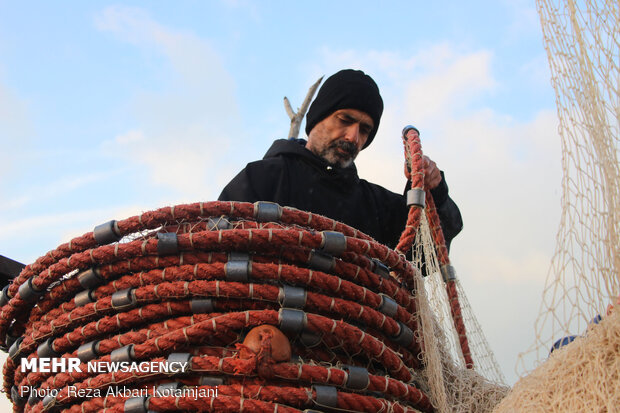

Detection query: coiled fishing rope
(1, 201), (434, 413)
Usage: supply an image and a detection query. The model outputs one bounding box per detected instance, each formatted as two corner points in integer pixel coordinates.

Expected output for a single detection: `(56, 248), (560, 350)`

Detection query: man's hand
(424, 155), (442, 189)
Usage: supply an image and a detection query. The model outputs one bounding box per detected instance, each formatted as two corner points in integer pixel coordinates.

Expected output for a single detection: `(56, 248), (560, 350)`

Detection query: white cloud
(95, 6), (241, 198)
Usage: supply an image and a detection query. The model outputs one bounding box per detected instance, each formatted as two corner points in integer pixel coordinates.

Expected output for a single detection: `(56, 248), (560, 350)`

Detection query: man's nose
(343, 124), (361, 146)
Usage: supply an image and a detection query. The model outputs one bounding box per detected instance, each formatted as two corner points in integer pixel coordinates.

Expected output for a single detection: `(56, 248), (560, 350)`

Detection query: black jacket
(218, 139), (462, 250)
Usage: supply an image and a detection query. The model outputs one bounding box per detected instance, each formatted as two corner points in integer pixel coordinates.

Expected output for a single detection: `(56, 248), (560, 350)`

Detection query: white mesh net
(518, 0), (619, 371)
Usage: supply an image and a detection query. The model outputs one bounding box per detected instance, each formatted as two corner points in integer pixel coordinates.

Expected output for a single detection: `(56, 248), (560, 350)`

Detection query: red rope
(396, 126), (474, 370)
(0, 201), (435, 413)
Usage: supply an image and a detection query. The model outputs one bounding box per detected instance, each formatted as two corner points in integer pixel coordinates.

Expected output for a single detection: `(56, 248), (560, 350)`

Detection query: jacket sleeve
(429, 171), (463, 251)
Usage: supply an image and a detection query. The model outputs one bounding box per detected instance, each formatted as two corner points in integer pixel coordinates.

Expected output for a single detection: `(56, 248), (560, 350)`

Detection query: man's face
(306, 108), (374, 168)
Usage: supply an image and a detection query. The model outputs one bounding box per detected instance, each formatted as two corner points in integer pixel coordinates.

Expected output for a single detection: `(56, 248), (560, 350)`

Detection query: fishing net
(496, 0), (619, 410)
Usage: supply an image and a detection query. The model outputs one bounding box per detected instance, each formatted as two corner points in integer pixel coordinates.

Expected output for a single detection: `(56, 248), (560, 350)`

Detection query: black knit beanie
(305, 69), (383, 149)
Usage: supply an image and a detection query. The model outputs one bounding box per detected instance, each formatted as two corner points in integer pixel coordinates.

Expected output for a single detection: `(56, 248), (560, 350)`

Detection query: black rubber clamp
(393, 322), (414, 348)
(93, 220), (121, 245)
(207, 216), (231, 230)
(74, 289), (95, 307)
(254, 201), (282, 222)
(157, 232), (179, 255)
(28, 391), (42, 406)
(406, 188), (426, 208)
(441, 264), (457, 282)
(308, 250), (335, 272)
(18, 277), (45, 303)
(8, 336), (24, 361)
(344, 365), (369, 390)
(320, 231), (346, 256)
(124, 396), (148, 413)
(0, 284), (11, 306)
(11, 385), (27, 406)
(5, 332), (18, 349)
(110, 344), (135, 363)
(299, 330), (322, 347)
(77, 340), (99, 362)
(279, 308), (306, 334)
(111, 288), (137, 309)
(199, 376), (224, 386)
(313, 385), (338, 408)
(378, 294), (398, 318)
(225, 259), (249, 282)
(77, 267), (104, 289)
(37, 338), (60, 358)
(167, 352), (192, 373)
(190, 298), (214, 314)
(279, 285), (306, 308)
(372, 258), (391, 279)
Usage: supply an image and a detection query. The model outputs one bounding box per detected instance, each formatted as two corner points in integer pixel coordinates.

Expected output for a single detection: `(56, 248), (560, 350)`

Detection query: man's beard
(316, 140), (359, 168)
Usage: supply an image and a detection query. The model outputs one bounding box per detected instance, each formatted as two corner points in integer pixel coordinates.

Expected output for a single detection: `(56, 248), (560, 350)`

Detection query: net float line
(398, 125), (473, 369)
(0, 206), (416, 342)
(1, 201), (436, 413)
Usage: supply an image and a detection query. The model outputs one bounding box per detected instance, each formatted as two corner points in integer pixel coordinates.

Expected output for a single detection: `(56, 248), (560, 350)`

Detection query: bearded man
(218, 69), (462, 250)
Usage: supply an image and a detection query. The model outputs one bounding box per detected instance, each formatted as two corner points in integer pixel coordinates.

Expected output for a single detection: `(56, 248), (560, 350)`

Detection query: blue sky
(0, 0), (563, 390)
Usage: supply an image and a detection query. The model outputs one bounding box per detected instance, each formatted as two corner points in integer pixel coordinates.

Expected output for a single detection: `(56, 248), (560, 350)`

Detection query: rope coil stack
(0, 201), (436, 413)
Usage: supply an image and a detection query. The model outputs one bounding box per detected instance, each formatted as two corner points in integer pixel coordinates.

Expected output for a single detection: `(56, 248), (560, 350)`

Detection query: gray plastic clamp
(110, 344), (136, 363)
(254, 201), (282, 222)
(124, 396), (148, 413)
(199, 376), (224, 386)
(74, 289), (95, 307)
(167, 353), (192, 373)
(0, 284), (11, 306)
(308, 250), (335, 273)
(378, 294), (398, 318)
(18, 277), (45, 303)
(207, 216), (231, 230)
(279, 308), (307, 334)
(110, 344), (135, 363)
(402, 125), (419, 137)
(393, 322), (414, 348)
(42, 393), (57, 410)
(313, 385), (338, 408)
(371, 258), (390, 279)
(156, 382), (183, 393)
(8, 337), (24, 361)
(157, 232), (179, 255)
(279, 285), (306, 308)
(406, 188), (426, 208)
(93, 220), (121, 245)
(77, 267), (104, 289)
(320, 231), (346, 256)
(225, 259), (250, 282)
(344, 365), (369, 390)
(77, 341), (99, 362)
(37, 338), (60, 358)
(111, 288), (137, 309)
(441, 264), (457, 282)
(11, 386), (27, 406)
(190, 298), (214, 314)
